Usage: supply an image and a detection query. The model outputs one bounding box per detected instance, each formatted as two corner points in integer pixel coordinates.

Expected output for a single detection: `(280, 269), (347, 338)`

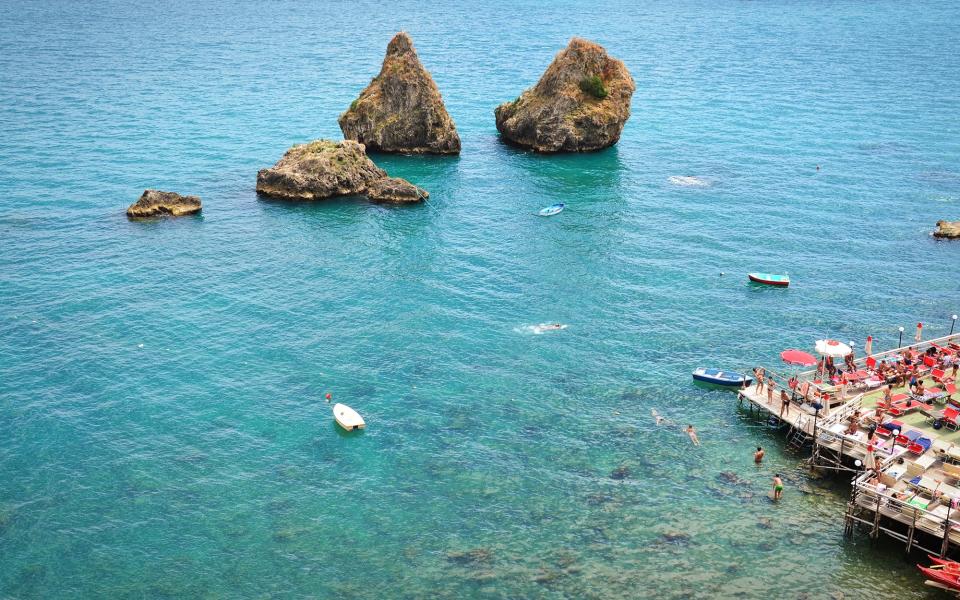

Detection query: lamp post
(898, 326), (904, 348)
(952, 315), (958, 335)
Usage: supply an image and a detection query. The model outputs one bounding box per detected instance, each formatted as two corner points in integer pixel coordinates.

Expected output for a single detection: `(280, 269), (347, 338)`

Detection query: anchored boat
(538, 203), (564, 217)
(748, 272), (790, 287)
(692, 367), (752, 388)
(333, 403), (365, 431)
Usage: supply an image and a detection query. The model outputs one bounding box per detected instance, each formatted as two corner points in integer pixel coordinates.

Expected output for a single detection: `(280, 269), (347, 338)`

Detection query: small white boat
(538, 203), (564, 217)
(333, 403), (365, 431)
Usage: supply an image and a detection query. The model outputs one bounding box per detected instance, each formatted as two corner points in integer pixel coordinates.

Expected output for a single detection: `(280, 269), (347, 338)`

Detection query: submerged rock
(610, 464), (631, 480)
(446, 547), (493, 566)
(255, 139), (428, 204)
(126, 190), (201, 218)
(339, 32), (460, 154)
(934, 220), (960, 239)
(494, 37), (635, 153)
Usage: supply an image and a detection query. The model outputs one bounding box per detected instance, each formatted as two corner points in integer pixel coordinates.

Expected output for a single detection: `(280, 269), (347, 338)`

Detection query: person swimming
(651, 409), (674, 426)
(686, 424), (700, 446)
(754, 446), (765, 463)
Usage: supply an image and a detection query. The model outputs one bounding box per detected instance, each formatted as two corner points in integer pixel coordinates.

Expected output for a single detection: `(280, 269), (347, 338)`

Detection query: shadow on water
(332, 420), (365, 438)
(501, 144), (627, 196)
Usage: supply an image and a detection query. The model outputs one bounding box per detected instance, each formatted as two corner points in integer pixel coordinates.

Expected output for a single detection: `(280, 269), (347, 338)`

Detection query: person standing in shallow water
(754, 447), (765, 464)
(773, 474), (784, 500)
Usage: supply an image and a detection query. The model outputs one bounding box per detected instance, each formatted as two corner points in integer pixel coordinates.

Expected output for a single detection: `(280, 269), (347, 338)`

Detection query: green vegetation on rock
(579, 75), (608, 99)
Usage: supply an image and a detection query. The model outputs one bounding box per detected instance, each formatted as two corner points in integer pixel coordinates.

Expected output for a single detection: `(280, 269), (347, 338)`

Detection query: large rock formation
(934, 220), (960, 239)
(494, 38), (635, 153)
(126, 190), (201, 218)
(256, 139), (428, 204)
(338, 32), (460, 154)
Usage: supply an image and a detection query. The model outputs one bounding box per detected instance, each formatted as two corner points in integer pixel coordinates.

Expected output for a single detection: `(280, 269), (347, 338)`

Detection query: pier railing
(848, 469), (960, 556)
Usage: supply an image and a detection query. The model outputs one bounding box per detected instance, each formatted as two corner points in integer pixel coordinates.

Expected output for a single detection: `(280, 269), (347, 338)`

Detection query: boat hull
(692, 368), (752, 387)
(333, 403), (365, 431)
(918, 565), (960, 591)
(748, 273), (790, 287)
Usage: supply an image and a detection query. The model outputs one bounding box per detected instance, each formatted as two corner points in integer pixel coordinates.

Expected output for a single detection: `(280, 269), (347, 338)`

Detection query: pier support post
(872, 494), (882, 539)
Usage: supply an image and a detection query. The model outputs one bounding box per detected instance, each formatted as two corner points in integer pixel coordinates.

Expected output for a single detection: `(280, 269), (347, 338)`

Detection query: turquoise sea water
(2, 0), (960, 597)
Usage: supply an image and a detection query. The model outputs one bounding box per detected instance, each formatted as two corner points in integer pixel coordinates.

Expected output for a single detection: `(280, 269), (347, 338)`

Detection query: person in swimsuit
(754, 368), (764, 393)
(686, 424), (700, 446)
(754, 446), (765, 464)
(773, 474), (784, 500)
(779, 389), (790, 418)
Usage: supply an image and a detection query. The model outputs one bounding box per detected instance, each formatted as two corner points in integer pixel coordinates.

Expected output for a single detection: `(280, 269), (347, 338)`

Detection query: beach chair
(906, 461), (928, 479)
(896, 429), (923, 446)
(877, 420), (903, 437)
(908, 437), (933, 455)
(933, 368), (947, 383)
(944, 407), (960, 431)
(944, 463), (960, 481)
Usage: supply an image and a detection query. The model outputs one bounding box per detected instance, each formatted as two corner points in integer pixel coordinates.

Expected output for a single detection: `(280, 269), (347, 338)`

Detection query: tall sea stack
(339, 32), (460, 155)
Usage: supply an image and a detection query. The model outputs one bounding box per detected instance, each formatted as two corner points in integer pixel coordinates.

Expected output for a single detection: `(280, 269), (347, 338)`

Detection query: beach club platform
(738, 332), (960, 558)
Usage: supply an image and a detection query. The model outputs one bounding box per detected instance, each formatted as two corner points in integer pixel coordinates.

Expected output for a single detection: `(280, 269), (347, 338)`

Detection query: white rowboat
(333, 403), (365, 431)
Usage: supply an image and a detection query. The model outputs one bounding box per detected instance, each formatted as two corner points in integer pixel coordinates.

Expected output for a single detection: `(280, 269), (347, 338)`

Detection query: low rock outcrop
(934, 220), (960, 239)
(126, 190), (201, 218)
(256, 139), (428, 204)
(365, 176), (428, 203)
(339, 32), (460, 154)
(494, 38), (635, 153)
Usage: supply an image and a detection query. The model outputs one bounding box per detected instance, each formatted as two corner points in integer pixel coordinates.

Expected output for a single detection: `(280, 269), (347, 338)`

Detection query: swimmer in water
(651, 409), (674, 426)
(686, 424), (700, 446)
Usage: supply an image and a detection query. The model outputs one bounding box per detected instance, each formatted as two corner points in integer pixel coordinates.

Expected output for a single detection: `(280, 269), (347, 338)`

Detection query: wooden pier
(737, 332), (960, 560)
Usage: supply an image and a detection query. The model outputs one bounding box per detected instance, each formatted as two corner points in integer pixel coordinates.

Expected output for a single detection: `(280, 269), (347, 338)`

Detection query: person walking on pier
(754, 367), (764, 393)
(772, 474), (784, 501)
(754, 446), (765, 464)
(779, 389), (790, 418)
(767, 379), (776, 405)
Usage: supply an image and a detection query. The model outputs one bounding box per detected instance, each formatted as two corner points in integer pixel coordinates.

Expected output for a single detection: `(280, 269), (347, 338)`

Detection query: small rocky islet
(126, 189), (201, 218)
(255, 140), (428, 204)
(494, 37), (635, 153)
(933, 220), (960, 239)
(339, 32), (460, 155)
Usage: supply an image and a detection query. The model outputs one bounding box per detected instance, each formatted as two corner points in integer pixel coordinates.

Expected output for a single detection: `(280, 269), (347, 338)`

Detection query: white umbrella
(815, 339), (852, 358)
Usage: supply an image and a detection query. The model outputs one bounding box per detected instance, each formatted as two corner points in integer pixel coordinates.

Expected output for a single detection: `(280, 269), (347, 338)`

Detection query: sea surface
(2, 0), (960, 598)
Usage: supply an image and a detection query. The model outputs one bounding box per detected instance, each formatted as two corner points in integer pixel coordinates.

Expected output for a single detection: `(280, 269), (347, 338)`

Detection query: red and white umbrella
(915, 322), (923, 343)
(864, 336), (873, 356)
(781, 349), (817, 367)
(815, 339), (852, 358)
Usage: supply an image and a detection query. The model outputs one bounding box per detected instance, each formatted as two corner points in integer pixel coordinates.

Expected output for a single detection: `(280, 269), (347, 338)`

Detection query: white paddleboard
(333, 403), (365, 431)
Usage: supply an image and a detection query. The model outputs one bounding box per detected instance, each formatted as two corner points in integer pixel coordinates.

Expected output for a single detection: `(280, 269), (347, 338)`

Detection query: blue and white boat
(538, 203), (564, 217)
(692, 367), (752, 387)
